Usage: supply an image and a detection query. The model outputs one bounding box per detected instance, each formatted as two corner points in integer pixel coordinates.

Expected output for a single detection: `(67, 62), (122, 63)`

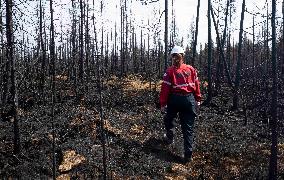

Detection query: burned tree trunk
(0, 0), (3, 105)
(99, 1), (107, 179)
(49, 0), (57, 178)
(79, 0), (84, 81)
(39, 0), (46, 98)
(268, 0), (278, 178)
(85, 1), (90, 92)
(280, 0), (284, 76)
(120, 1), (125, 76)
(211, 4), (233, 87)
(232, 0), (245, 110)
(204, 0), (213, 105)
(124, 0), (128, 74)
(5, 0), (20, 154)
(164, 0), (168, 71)
(2, 0), (8, 105)
(192, 0), (200, 66)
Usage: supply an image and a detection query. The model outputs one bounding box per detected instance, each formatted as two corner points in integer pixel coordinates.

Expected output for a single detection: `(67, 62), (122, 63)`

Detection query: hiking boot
(183, 156), (192, 164)
(162, 133), (173, 145)
(183, 152), (192, 164)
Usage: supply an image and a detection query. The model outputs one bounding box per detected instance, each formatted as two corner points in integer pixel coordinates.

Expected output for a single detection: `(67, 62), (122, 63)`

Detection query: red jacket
(160, 63), (201, 107)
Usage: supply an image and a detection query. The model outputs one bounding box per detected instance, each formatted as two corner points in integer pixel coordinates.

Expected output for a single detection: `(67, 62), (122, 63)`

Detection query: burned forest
(0, 0), (284, 179)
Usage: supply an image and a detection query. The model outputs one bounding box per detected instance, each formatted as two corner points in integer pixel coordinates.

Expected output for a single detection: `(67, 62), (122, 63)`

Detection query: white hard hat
(171, 46), (184, 55)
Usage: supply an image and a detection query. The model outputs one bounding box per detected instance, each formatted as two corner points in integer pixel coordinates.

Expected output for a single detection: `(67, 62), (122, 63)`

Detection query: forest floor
(1, 74), (284, 179)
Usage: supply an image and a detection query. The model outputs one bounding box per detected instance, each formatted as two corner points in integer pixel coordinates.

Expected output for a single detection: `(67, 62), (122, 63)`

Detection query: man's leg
(179, 111), (195, 161)
(163, 107), (177, 144)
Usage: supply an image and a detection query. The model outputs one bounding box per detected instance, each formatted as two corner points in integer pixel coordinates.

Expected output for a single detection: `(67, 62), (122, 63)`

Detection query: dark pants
(164, 93), (197, 157)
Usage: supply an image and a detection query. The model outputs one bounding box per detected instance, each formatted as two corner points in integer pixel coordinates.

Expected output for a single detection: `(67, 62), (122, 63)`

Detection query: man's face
(171, 53), (183, 66)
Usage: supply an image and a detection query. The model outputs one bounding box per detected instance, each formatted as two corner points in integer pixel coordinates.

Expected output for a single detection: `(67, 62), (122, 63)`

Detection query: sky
(172, 0), (283, 47)
(16, 0), (283, 50)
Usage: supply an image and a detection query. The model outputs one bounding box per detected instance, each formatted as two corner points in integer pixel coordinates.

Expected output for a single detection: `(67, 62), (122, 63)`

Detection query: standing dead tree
(99, 1), (107, 179)
(85, 1), (91, 93)
(210, 1), (233, 88)
(79, 0), (84, 81)
(268, 0), (278, 178)
(0, 0), (2, 105)
(280, 0), (284, 76)
(192, 0), (200, 67)
(204, 0), (213, 105)
(164, 0), (168, 71)
(232, 0), (245, 110)
(5, 0), (20, 154)
(49, 0), (57, 178)
(39, 0), (46, 100)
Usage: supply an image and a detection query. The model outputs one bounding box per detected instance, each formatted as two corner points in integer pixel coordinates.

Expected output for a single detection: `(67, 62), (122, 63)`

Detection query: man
(160, 45), (201, 163)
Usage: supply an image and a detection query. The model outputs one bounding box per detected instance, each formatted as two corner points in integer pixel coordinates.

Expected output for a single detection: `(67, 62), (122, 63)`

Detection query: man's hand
(161, 106), (167, 114)
(195, 101), (201, 115)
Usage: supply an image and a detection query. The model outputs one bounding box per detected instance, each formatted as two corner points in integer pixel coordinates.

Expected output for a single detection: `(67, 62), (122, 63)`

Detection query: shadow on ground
(142, 137), (184, 164)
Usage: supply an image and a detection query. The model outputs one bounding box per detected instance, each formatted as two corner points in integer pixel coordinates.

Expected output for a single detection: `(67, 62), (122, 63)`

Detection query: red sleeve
(193, 69), (202, 102)
(160, 68), (172, 107)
